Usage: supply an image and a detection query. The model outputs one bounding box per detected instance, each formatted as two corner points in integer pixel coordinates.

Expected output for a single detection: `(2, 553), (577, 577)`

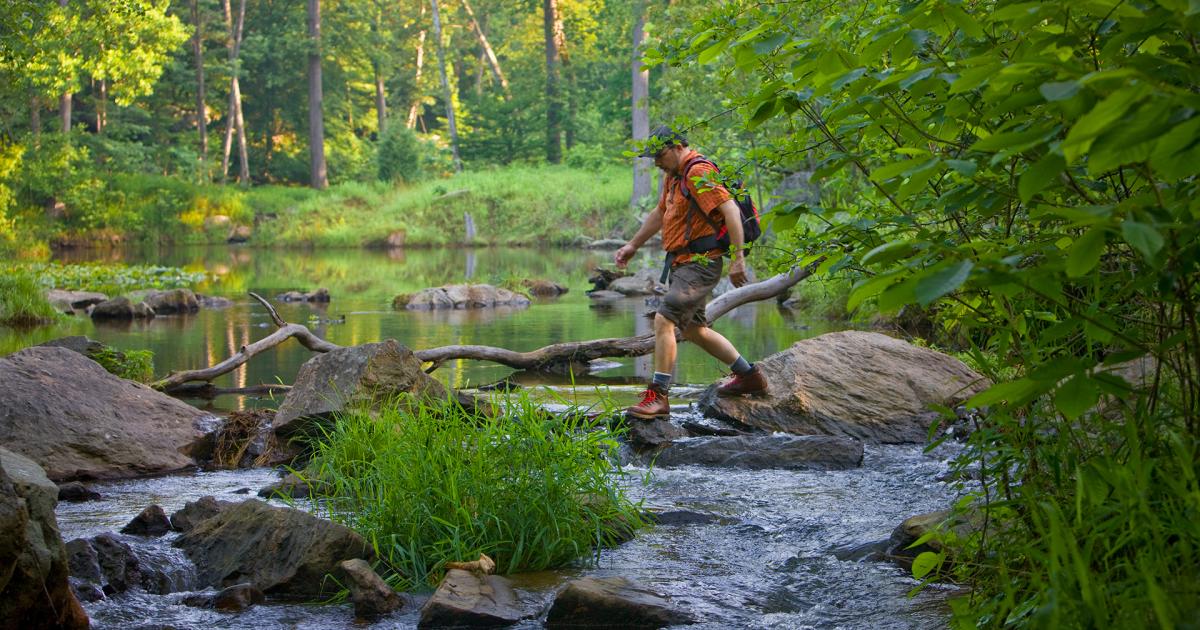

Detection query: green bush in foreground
(303, 393), (643, 589)
(0, 270), (60, 327)
(89, 346), (155, 383)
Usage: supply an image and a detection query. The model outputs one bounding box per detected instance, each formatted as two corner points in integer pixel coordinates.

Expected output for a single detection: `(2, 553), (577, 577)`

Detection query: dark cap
(637, 125), (689, 158)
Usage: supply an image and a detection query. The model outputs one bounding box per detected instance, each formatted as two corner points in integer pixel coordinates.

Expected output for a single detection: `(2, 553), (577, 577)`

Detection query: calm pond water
(4, 245), (960, 628)
(3, 244), (847, 411)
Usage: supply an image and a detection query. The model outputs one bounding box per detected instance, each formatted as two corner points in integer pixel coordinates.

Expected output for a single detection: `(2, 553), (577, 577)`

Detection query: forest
(1, 0), (1198, 628)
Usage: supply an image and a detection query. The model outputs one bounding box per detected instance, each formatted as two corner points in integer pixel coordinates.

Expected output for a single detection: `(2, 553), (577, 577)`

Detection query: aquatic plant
(0, 270), (60, 327)
(302, 392), (643, 589)
(3, 262), (206, 295)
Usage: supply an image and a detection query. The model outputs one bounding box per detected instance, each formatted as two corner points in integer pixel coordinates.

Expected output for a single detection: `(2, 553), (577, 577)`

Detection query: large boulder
(169, 496), (234, 534)
(272, 340), (449, 438)
(340, 558), (403, 619)
(399, 284), (531, 310)
(89, 296), (155, 320)
(418, 569), (525, 628)
(699, 331), (989, 444)
(0, 347), (219, 481)
(651, 435), (863, 470)
(174, 499), (373, 598)
(45, 290), (108, 312)
(0, 447), (90, 629)
(545, 577), (693, 629)
(608, 269), (664, 296)
(132, 289), (200, 314)
(277, 288), (330, 303)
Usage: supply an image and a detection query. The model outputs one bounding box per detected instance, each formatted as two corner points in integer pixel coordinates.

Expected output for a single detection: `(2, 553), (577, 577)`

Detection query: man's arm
(614, 205), (664, 268)
(716, 198), (748, 287)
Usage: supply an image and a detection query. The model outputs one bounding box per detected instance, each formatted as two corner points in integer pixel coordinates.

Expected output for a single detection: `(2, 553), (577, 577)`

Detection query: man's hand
(614, 243), (637, 269)
(729, 255), (749, 287)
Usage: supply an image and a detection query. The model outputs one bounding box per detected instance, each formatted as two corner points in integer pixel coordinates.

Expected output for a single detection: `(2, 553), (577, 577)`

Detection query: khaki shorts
(657, 258), (723, 328)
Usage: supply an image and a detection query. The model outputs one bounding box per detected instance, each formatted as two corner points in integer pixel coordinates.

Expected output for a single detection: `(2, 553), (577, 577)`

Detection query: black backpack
(677, 155), (763, 255)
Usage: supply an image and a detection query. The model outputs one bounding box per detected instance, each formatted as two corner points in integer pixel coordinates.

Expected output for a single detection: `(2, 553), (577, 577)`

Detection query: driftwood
(153, 260), (821, 392)
(415, 259), (823, 373)
(152, 293), (340, 392)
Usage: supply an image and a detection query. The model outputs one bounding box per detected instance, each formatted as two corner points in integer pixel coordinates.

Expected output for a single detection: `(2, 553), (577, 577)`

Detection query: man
(615, 125), (768, 420)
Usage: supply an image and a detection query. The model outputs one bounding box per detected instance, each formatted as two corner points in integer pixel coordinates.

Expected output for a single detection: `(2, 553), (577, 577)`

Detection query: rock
(587, 290), (625, 301)
(213, 583), (265, 611)
(418, 569), (525, 628)
(90, 296), (156, 320)
(227, 225), (252, 244)
(626, 418), (688, 450)
(256, 473), (326, 500)
(651, 435), (863, 471)
(699, 331), (990, 444)
(522, 279), (569, 297)
(37, 335), (107, 356)
(272, 340), (449, 439)
(401, 284), (531, 310)
(828, 538), (891, 562)
(545, 577), (693, 629)
(170, 496), (233, 534)
(678, 421), (744, 437)
(608, 271), (662, 296)
(585, 238), (627, 249)
(277, 288), (330, 303)
(69, 578), (105, 603)
(587, 268), (628, 291)
(196, 294), (234, 309)
(120, 504), (172, 537)
(45, 289), (108, 310)
(0, 346), (218, 481)
(57, 482), (102, 502)
(69, 532), (194, 596)
(0, 448), (90, 629)
(884, 509), (979, 573)
(174, 499), (373, 598)
(203, 214), (232, 231)
(340, 558), (403, 619)
(140, 288), (200, 314)
(644, 510), (724, 526)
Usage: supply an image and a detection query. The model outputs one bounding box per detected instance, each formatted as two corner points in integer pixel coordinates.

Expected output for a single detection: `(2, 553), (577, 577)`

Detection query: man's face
(653, 145), (681, 173)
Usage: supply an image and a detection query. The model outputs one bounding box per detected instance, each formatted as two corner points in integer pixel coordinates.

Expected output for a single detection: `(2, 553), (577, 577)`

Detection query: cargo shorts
(657, 257), (723, 329)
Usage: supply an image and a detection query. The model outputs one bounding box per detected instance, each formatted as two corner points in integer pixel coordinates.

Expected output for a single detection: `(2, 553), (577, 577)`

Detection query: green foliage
(377, 127), (438, 183)
(0, 270), (60, 327)
(88, 346), (154, 383)
(301, 392), (644, 590)
(655, 0), (1200, 626)
(4, 262), (206, 295)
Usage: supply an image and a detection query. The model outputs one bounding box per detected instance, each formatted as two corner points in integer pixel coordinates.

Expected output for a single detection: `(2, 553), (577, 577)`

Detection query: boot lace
(636, 389), (660, 406)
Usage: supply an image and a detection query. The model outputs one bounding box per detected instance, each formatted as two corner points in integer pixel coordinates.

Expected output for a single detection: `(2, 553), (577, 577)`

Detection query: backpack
(677, 155), (763, 255)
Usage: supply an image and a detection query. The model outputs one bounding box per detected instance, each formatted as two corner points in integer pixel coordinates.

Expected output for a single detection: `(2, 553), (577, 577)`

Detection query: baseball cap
(637, 125), (689, 158)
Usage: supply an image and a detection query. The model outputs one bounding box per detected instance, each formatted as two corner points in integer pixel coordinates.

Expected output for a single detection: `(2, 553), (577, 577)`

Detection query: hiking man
(615, 125), (768, 420)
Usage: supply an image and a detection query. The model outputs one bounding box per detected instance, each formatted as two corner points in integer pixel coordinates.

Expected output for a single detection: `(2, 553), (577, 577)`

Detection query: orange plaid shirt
(658, 150), (732, 265)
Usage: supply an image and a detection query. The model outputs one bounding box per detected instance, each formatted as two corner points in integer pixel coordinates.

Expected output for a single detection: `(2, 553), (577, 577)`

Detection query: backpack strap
(677, 155), (724, 246)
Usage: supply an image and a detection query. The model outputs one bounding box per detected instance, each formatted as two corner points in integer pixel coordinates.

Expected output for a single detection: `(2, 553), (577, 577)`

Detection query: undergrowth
(0, 270), (60, 327)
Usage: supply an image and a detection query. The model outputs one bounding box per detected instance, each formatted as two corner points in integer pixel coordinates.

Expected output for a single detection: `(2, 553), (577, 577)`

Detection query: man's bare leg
(681, 324), (739, 364)
(653, 313), (678, 373)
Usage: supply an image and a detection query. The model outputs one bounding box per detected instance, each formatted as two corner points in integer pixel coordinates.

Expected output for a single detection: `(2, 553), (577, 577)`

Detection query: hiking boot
(626, 385), (670, 420)
(716, 366), (768, 397)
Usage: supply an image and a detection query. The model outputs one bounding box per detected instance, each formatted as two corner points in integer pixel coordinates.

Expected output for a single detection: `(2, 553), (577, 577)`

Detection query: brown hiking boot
(716, 366), (768, 397)
(625, 385), (670, 420)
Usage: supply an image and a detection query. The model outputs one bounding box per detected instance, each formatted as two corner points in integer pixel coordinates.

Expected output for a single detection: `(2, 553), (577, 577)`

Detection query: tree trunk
(542, 0), (563, 164)
(430, 0), (461, 171)
(30, 95), (41, 141)
(307, 0), (328, 188)
(191, 0), (209, 171)
(58, 0), (71, 134)
(630, 0), (652, 207)
(220, 0), (249, 185)
(406, 3), (427, 130)
(95, 78), (108, 134)
(459, 0), (509, 97)
(374, 60), (387, 136)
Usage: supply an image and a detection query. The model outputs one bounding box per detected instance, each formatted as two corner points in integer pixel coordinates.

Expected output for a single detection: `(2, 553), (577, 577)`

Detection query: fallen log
(152, 260), (822, 391)
(152, 293), (340, 392)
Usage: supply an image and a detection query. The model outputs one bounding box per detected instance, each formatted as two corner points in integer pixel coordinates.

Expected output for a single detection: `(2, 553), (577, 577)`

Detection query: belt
(659, 235), (727, 284)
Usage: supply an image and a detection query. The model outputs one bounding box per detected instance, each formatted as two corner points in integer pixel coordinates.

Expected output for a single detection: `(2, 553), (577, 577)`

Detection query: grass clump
(304, 393), (643, 589)
(0, 270), (60, 327)
(89, 346), (154, 382)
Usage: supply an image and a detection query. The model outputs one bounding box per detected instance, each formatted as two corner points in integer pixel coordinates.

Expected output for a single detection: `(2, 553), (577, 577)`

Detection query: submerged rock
(651, 434), (863, 470)
(0, 346), (217, 481)
(545, 576), (694, 629)
(340, 558), (403, 619)
(196, 294), (234, 309)
(277, 288), (331, 302)
(174, 499), (373, 598)
(418, 569), (525, 628)
(215, 583), (265, 611)
(256, 473), (327, 500)
(700, 331), (989, 444)
(0, 448), (90, 629)
(885, 509), (980, 574)
(399, 284), (531, 310)
(67, 532), (194, 596)
(57, 481), (102, 503)
(521, 279), (569, 297)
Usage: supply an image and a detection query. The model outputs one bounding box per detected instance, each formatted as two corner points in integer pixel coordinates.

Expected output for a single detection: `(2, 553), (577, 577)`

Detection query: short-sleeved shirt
(658, 150), (733, 265)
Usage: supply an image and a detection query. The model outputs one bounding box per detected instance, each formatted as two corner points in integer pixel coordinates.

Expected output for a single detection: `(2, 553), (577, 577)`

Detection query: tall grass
(302, 392), (643, 589)
(0, 270), (60, 327)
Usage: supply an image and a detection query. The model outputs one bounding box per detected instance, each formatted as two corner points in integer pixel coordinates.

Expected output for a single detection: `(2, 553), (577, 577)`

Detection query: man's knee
(653, 312), (676, 334)
(681, 323), (707, 342)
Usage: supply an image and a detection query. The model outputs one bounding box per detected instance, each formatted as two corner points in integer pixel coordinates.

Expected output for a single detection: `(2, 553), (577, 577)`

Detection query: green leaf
(912, 551), (943, 579)
(899, 67), (934, 90)
(747, 97), (781, 128)
(966, 378), (1046, 408)
(771, 212), (800, 233)
(861, 240), (919, 266)
(1066, 227), (1106, 278)
(945, 159), (977, 176)
(915, 260), (973, 306)
(1054, 374), (1100, 420)
(971, 125), (1054, 153)
(942, 5), (984, 38)
(1121, 220), (1163, 260)
(1063, 86), (1149, 162)
(697, 38), (730, 65)
(1039, 80), (1081, 102)
(1018, 153), (1066, 203)
(847, 274), (899, 312)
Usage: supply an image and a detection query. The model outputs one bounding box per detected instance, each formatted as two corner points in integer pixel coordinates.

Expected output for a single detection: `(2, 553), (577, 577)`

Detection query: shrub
(89, 346), (154, 383)
(0, 270), (60, 327)
(303, 392), (643, 589)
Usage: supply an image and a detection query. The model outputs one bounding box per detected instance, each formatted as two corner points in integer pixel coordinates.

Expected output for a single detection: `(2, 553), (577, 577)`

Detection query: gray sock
(652, 372), (671, 391)
(729, 356), (753, 375)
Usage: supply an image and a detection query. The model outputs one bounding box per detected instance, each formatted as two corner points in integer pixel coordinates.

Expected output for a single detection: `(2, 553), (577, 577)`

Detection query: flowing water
(4, 245), (960, 628)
